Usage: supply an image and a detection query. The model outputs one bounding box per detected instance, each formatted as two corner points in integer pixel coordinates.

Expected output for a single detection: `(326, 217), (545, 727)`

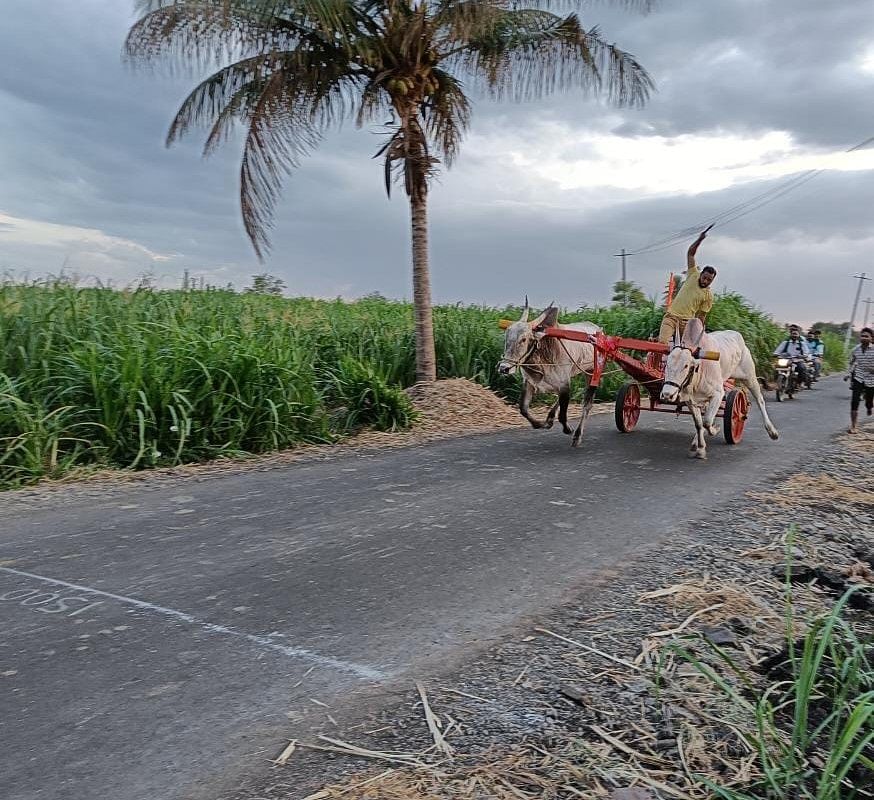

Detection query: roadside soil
(229, 424), (874, 800)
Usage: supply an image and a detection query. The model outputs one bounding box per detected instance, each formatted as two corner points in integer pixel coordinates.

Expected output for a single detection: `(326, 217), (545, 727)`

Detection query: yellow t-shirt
(668, 264), (713, 320)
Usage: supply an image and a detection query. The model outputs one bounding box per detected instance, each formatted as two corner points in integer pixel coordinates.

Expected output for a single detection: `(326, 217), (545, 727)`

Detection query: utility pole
(844, 273), (871, 349)
(863, 296), (873, 328)
(613, 248), (628, 282)
(612, 248), (629, 306)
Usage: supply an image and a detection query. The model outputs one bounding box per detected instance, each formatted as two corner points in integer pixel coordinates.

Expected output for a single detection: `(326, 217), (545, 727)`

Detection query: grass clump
(322, 356), (416, 432)
(669, 586), (873, 799)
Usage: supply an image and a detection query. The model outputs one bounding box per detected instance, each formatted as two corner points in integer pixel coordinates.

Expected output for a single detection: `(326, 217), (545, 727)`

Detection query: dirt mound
(404, 378), (526, 435)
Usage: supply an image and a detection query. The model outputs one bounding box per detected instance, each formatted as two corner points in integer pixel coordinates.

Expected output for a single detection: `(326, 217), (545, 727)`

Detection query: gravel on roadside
(243, 426), (873, 800)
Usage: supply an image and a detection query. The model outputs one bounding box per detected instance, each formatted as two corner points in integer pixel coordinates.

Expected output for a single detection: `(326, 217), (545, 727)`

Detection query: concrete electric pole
(845, 273), (872, 349)
(612, 248), (630, 306)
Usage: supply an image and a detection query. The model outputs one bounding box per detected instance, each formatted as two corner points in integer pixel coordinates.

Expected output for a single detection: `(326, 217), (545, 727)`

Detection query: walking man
(846, 326), (874, 433)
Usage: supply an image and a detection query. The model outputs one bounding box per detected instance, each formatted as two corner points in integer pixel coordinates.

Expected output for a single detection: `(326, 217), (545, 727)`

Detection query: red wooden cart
(539, 327), (750, 444)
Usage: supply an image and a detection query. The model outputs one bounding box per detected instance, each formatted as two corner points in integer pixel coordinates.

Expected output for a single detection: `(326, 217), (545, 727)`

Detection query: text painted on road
(0, 566), (387, 680)
(0, 586), (104, 618)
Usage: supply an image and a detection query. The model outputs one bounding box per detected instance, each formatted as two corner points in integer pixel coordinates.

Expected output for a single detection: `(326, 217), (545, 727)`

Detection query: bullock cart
(539, 328), (750, 444)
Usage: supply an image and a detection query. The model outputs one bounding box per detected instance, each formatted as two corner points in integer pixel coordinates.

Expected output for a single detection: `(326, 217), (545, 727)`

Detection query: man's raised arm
(686, 224), (714, 271)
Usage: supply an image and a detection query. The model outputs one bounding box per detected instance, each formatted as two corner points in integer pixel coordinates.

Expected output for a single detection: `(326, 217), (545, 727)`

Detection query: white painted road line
(0, 566), (387, 681)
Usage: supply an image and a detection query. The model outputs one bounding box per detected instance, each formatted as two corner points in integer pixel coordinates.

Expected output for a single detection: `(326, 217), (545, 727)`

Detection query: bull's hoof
(768, 428), (780, 440)
(562, 425), (573, 435)
(529, 421), (544, 429)
(706, 425), (719, 436)
(695, 449), (708, 460)
(571, 435), (582, 447)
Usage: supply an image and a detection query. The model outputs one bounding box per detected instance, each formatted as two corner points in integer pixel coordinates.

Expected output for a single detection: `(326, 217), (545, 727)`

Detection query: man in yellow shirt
(658, 226), (717, 343)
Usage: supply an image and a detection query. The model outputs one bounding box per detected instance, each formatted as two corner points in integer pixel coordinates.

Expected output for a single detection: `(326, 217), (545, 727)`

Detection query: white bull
(660, 318), (779, 459)
(498, 302), (601, 445)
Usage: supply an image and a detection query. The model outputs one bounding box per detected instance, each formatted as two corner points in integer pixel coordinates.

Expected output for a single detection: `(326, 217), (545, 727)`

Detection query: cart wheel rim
(623, 384), (641, 430)
(731, 391), (749, 442)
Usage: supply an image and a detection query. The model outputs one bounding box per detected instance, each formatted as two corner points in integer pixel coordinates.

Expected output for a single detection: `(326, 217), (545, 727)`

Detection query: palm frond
(377, 120), (435, 201)
(453, 11), (653, 105)
(354, 79), (394, 128)
(421, 69), (471, 165)
(125, 2), (306, 70)
(239, 71), (322, 259)
(167, 53), (280, 149)
(236, 51), (365, 256)
(126, 0), (365, 70)
(486, 0), (656, 11)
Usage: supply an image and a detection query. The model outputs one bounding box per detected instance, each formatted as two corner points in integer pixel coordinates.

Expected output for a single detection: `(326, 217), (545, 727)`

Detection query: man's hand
(687, 224), (714, 268)
(693, 224), (715, 245)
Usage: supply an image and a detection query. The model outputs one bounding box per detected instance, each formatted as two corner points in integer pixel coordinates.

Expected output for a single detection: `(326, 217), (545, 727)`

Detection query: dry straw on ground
(283, 428), (873, 800)
(747, 472), (872, 511)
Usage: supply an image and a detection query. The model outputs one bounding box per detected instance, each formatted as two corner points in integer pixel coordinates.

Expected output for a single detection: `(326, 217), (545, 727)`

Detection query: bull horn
(519, 295), (529, 323)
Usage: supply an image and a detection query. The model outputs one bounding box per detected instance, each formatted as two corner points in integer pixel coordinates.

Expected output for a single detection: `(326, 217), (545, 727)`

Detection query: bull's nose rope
(662, 359), (697, 395)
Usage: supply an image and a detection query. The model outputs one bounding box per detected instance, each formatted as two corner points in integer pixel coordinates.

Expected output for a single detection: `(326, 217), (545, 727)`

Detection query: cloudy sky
(2, 0), (874, 326)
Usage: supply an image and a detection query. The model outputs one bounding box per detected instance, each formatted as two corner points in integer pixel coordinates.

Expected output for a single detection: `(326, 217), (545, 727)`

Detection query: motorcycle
(774, 355), (812, 400)
(773, 355), (794, 402)
(801, 355), (814, 389)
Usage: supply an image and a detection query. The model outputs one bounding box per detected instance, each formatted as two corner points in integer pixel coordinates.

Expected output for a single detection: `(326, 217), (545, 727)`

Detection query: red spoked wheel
(723, 388), (749, 444)
(615, 382), (641, 433)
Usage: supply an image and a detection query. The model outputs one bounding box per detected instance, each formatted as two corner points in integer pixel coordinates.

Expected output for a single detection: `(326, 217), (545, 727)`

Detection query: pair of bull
(499, 303), (779, 459)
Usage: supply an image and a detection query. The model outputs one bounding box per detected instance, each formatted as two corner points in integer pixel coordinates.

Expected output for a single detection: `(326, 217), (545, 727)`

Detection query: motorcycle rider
(774, 324), (811, 386)
(807, 328), (825, 380)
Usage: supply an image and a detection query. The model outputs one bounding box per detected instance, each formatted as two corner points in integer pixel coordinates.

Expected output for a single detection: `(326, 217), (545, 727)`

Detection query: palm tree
(126, 0), (654, 382)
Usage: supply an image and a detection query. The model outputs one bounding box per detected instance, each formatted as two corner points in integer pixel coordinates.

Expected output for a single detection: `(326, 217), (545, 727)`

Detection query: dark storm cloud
(0, 0), (416, 284)
(579, 0), (874, 147)
(0, 0), (872, 322)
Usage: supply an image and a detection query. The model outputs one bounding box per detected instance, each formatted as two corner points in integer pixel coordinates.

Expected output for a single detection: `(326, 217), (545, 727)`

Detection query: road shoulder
(231, 424), (874, 799)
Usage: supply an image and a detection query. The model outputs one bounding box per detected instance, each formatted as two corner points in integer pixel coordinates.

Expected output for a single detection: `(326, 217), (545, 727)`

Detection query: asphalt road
(0, 376), (856, 800)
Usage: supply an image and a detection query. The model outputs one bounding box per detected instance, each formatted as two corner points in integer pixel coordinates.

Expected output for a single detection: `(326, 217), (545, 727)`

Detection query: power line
(623, 134), (874, 258)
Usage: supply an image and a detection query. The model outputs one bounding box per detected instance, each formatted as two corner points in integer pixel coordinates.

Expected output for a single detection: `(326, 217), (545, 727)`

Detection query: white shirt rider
(774, 334), (810, 359)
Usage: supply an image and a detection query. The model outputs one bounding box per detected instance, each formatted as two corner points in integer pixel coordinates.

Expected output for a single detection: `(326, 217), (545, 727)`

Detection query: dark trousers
(793, 362), (808, 383)
(851, 379), (874, 412)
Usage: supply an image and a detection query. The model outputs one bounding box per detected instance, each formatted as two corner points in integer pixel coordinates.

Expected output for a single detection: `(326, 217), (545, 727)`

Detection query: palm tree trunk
(410, 189), (436, 382)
